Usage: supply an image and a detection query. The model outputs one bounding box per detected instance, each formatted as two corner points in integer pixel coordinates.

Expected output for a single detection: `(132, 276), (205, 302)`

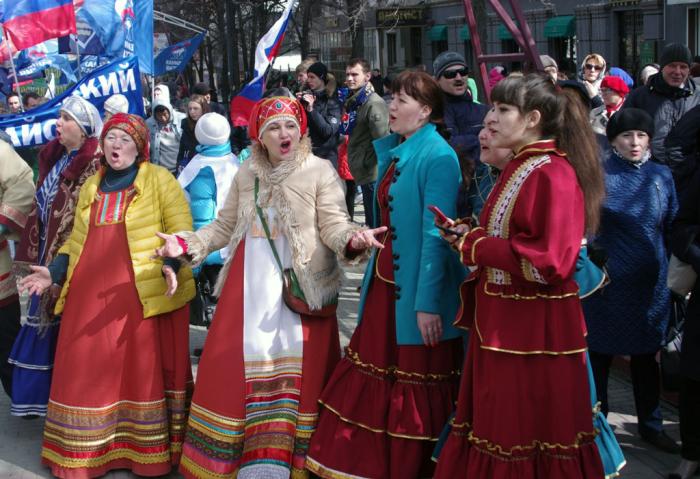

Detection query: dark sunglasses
(584, 63), (603, 71)
(442, 68), (469, 79)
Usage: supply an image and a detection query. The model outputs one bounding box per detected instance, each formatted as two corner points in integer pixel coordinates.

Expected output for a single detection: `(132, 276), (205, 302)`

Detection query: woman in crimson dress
(434, 74), (608, 477)
(306, 71), (466, 478)
(19, 113), (195, 478)
(156, 96), (386, 479)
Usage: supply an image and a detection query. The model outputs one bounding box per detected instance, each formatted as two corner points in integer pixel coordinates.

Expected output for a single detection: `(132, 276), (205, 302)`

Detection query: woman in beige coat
(157, 96), (385, 479)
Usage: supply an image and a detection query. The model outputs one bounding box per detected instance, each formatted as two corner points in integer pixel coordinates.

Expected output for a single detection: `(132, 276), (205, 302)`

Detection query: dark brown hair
(490, 73), (605, 234)
(390, 70), (445, 132)
(346, 58), (371, 73)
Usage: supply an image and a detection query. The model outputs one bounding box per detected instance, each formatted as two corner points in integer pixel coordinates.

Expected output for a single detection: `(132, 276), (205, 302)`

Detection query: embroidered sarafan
(95, 187), (136, 226)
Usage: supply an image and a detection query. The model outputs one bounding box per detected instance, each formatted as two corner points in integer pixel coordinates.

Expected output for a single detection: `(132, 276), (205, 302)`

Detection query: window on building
(618, 10), (643, 77)
(410, 27), (423, 67)
(388, 32), (397, 66)
(690, 8), (699, 57)
(501, 39), (522, 72)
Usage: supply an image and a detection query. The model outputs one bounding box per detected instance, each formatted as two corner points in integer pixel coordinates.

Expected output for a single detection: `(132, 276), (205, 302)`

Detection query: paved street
(0, 224), (685, 478)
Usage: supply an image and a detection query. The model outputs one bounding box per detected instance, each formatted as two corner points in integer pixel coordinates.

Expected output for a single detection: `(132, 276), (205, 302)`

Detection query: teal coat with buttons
(358, 122), (466, 345)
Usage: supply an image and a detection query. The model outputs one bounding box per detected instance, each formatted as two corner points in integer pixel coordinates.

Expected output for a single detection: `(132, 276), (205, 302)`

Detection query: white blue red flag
(230, 0), (296, 127)
(1, 0), (77, 50)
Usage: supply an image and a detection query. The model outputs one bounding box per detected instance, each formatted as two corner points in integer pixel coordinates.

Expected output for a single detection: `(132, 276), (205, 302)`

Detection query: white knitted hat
(195, 113), (230, 146)
(104, 94), (129, 115)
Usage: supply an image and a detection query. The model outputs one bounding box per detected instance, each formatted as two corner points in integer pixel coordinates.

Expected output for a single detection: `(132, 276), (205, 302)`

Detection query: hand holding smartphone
(428, 205), (467, 237)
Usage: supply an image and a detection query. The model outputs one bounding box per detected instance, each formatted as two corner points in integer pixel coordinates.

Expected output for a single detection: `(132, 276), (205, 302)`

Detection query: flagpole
(74, 33), (82, 80)
(2, 27), (24, 112)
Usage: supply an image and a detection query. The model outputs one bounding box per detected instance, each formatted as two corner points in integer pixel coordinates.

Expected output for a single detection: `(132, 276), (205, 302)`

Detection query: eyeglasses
(442, 68), (469, 79)
(584, 64), (603, 71)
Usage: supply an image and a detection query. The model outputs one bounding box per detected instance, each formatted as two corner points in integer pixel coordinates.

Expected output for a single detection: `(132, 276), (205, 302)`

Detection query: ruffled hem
(434, 424), (605, 478)
(318, 349), (459, 440)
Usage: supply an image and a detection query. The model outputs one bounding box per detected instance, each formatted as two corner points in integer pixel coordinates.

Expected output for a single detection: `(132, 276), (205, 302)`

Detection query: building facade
(309, 0), (699, 84)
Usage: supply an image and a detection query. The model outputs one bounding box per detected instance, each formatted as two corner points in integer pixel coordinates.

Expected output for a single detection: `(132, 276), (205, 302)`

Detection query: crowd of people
(0, 39), (699, 479)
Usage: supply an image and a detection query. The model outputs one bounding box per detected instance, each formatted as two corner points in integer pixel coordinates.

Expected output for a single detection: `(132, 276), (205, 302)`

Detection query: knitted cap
(307, 62), (328, 83)
(103, 94), (129, 115)
(540, 55), (557, 70)
(433, 51), (466, 79)
(601, 75), (629, 96)
(660, 43), (692, 68)
(248, 96), (307, 142)
(101, 113), (150, 162)
(60, 96), (103, 138)
(195, 113), (231, 146)
(606, 108), (654, 141)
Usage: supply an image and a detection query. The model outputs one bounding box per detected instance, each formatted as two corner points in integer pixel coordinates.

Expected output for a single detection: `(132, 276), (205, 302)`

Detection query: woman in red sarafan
(434, 74), (608, 478)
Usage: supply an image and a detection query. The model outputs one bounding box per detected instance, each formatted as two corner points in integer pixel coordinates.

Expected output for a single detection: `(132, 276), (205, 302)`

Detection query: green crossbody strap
(254, 178), (285, 276)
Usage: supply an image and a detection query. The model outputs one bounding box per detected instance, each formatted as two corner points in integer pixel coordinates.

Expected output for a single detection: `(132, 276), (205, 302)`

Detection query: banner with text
(0, 56), (143, 148)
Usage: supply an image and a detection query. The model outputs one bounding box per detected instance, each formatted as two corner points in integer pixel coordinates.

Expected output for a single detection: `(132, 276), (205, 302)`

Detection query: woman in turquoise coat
(307, 70), (466, 479)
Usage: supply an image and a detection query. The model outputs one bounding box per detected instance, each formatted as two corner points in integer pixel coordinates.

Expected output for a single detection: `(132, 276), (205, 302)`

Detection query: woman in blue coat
(583, 108), (679, 453)
(307, 71), (465, 479)
(177, 113), (238, 325)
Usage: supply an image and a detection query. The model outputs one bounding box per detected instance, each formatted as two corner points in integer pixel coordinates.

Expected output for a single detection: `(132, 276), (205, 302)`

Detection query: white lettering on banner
(21, 123), (43, 145)
(78, 69), (137, 100)
(4, 119), (58, 147)
(118, 69), (137, 92)
(98, 73), (120, 97)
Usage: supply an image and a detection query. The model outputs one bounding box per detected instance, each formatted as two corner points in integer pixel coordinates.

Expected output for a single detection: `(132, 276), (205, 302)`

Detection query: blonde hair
(295, 58), (316, 75)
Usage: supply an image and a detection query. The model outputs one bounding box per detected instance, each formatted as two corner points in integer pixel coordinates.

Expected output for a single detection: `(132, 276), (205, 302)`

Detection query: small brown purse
(254, 178), (337, 317)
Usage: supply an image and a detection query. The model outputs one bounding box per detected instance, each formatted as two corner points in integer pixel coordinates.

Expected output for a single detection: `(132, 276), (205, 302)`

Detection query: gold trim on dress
(483, 282), (579, 300)
(345, 347), (460, 381)
(318, 400), (440, 441)
(471, 236), (486, 265)
(306, 456), (367, 479)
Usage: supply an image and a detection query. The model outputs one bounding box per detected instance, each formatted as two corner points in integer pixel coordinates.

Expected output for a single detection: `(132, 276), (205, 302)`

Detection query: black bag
(661, 293), (686, 392)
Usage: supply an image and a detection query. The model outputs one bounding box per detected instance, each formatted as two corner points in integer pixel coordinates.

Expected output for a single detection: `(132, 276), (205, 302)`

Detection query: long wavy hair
(490, 74), (605, 234)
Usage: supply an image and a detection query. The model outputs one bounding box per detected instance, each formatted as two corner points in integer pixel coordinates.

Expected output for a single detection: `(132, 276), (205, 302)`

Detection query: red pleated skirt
(434, 330), (605, 478)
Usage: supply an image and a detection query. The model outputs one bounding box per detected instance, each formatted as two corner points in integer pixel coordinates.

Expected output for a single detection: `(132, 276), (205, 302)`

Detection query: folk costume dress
(10, 137), (100, 416)
(434, 140), (605, 478)
(177, 111), (364, 477)
(41, 158), (196, 478)
(306, 123), (466, 479)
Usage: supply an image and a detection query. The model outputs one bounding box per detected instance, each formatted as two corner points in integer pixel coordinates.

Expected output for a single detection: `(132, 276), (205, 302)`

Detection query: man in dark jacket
(298, 62), (341, 168)
(666, 104), (700, 195)
(433, 51), (491, 219)
(623, 43), (699, 164)
(193, 82), (228, 117)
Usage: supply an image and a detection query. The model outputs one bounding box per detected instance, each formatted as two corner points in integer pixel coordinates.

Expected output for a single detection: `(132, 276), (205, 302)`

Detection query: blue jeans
(361, 183), (376, 228)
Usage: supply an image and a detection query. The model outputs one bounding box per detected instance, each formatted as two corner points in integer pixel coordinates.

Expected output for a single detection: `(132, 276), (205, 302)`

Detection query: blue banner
(16, 54), (76, 83)
(153, 33), (204, 76)
(0, 56), (144, 148)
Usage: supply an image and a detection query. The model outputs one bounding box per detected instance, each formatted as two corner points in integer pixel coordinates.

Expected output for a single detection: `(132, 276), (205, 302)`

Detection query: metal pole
(74, 33), (82, 79)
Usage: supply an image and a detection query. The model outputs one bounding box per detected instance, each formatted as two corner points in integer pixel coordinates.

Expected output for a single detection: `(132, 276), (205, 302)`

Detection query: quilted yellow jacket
(54, 162), (195, 317)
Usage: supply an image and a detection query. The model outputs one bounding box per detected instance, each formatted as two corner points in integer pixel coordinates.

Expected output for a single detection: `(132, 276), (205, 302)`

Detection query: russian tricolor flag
(2, 0), (77, 51)
(230, 0), (295, 127)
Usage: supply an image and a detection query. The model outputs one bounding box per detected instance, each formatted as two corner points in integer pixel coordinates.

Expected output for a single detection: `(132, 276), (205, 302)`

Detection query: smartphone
(427, 205), (449, 224)
(436, 223), (465, 237)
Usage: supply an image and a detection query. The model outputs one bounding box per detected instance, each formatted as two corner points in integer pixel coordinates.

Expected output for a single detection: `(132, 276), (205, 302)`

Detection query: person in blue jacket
(583, 108), (679, 454)
(306, 70), (466, 479)
(178, 112), (238, 325)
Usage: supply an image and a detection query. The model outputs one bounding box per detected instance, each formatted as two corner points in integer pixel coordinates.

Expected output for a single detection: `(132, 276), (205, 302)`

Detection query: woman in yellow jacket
(20, 113), (195, 479)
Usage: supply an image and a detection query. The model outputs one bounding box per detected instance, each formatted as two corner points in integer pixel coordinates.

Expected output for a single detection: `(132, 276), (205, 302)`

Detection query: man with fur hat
(297, 61), (342, 168)
(623, 42), (700, 164)
(146, 98), (185, 174)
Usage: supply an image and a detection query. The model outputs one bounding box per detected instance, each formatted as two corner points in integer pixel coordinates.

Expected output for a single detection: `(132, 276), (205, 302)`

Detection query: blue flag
(16, 54), (77, 83)
(0, 56), (144, 148)
(153, 33), (204, 76)
(77, 0), (153, 73)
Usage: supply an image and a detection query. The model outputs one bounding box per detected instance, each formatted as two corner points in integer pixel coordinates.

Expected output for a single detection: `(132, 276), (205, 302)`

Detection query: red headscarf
(101, 113), (150, 163)
(248, 96), (307, 142)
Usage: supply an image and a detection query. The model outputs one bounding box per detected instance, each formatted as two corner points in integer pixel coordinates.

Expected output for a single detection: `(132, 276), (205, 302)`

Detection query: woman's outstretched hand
(162, 265), (178, 297)
(155, 232), (184, 258)
(18, 265), (52, 296)
(350, 226), (388, 250)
